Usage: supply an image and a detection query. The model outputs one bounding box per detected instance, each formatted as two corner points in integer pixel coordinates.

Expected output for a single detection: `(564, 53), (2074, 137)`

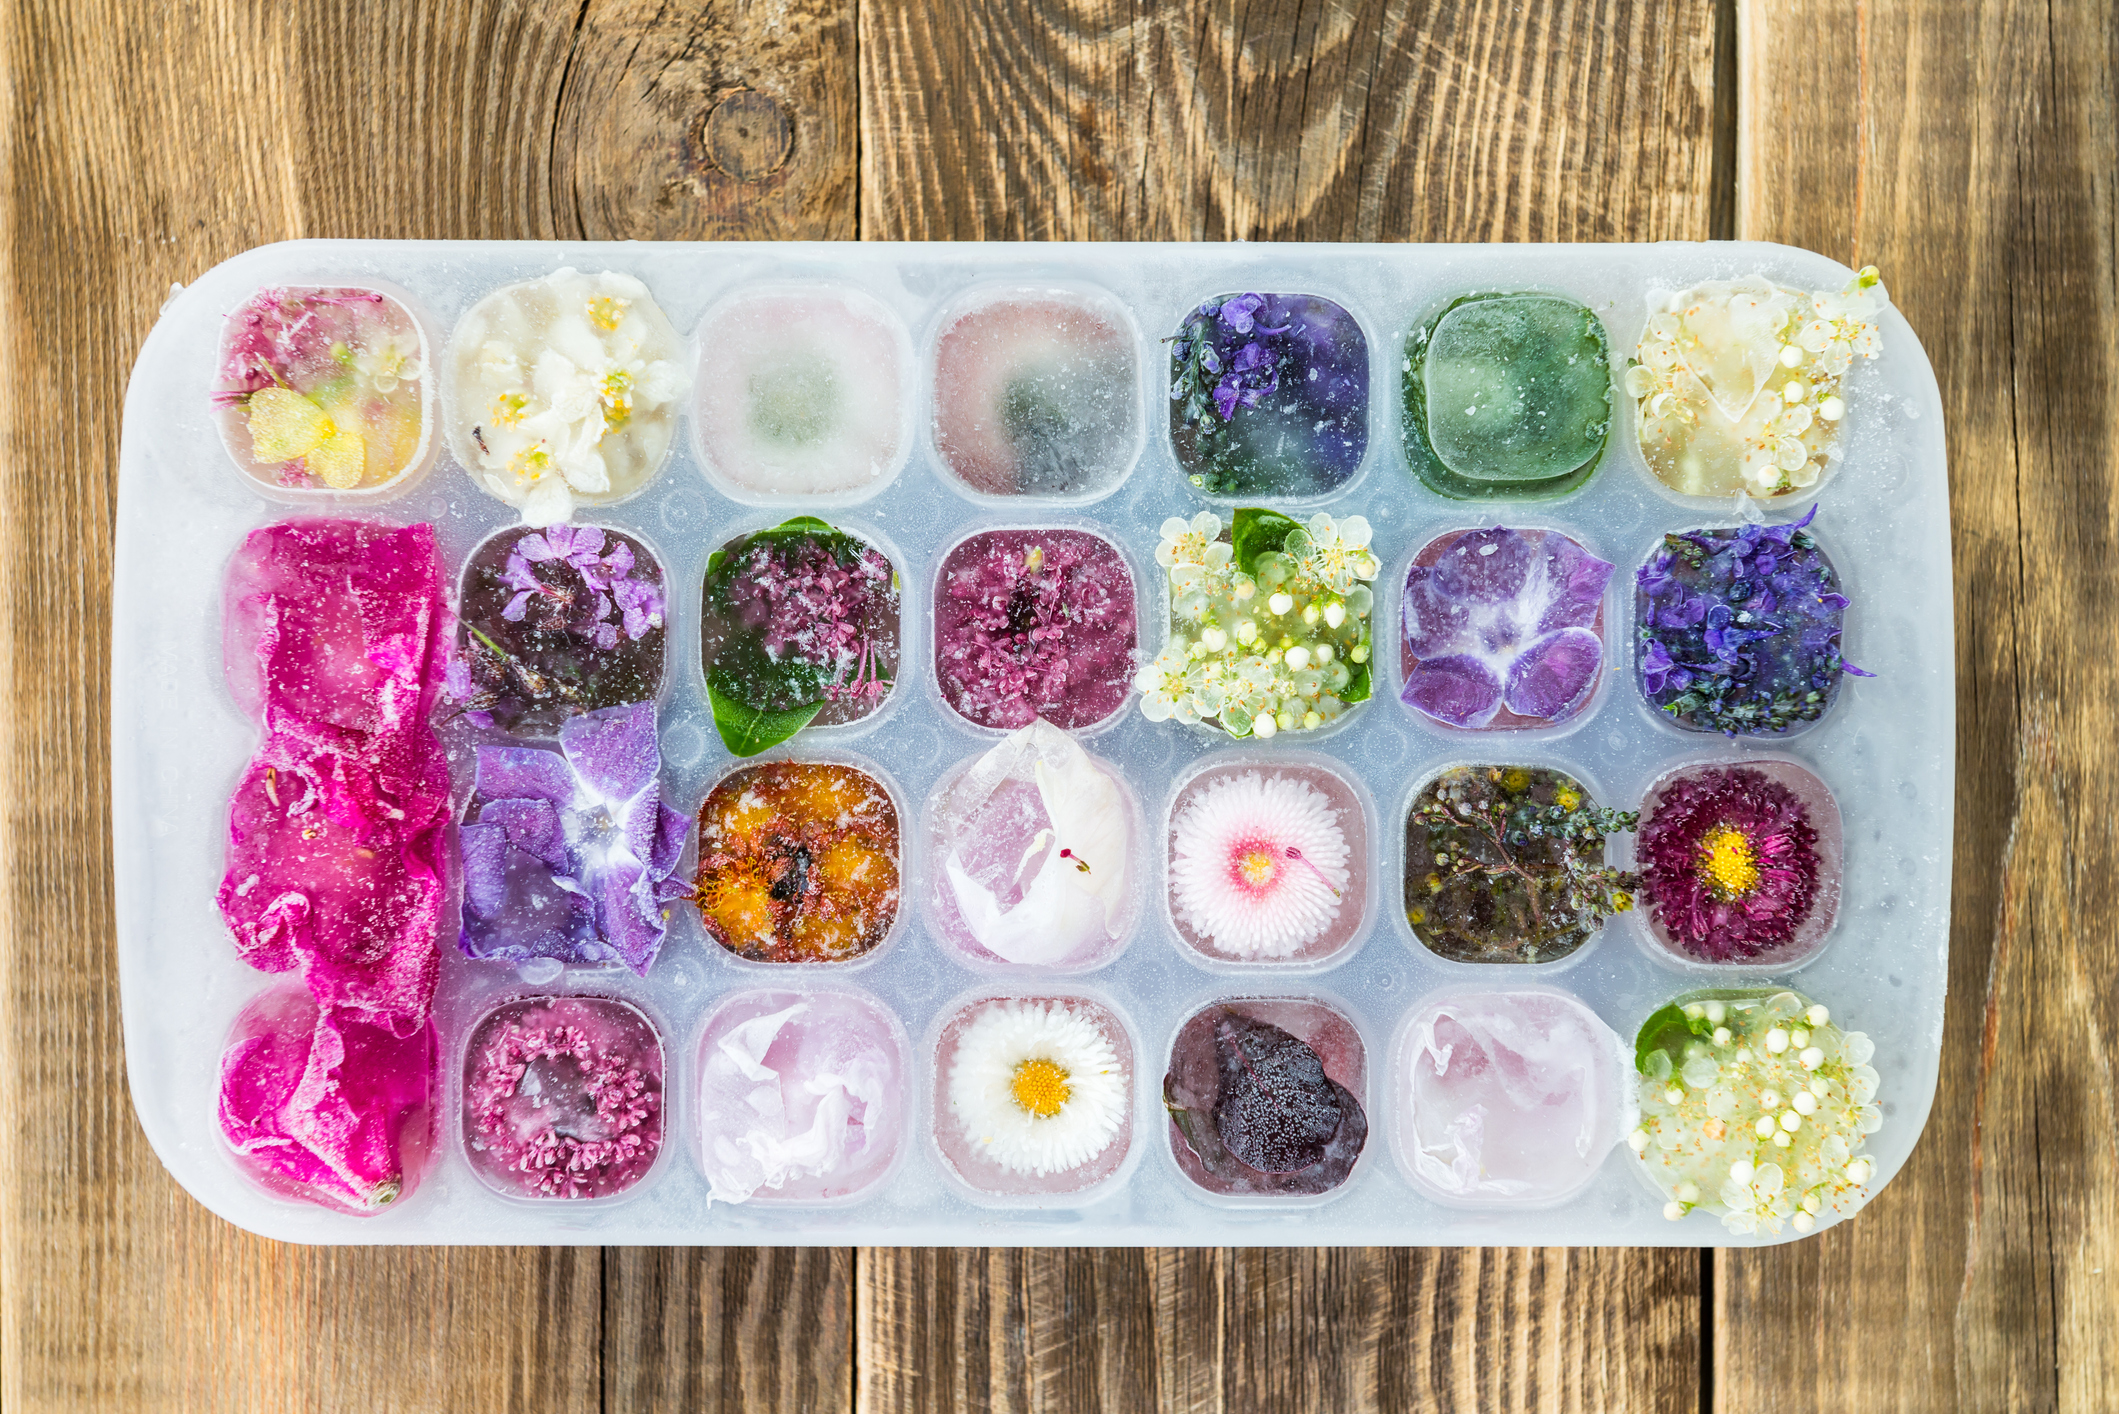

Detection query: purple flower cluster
(933, 529), (1139, 731)
(1635, 507), (1870, 736)
(1168, 293), (1370, 497)
(501, 524), (665, 649)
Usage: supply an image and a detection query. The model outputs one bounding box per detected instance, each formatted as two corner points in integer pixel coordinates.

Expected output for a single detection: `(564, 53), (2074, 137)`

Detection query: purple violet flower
(458, 701), (691, 975)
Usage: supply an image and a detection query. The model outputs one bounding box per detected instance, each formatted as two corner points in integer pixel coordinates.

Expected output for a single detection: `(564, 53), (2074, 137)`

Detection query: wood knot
(703, 91), (793, 182)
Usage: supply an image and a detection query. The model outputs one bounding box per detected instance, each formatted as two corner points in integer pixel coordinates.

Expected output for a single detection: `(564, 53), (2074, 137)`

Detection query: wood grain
(1725, 0), (2119, 1410)
(858, 0), (1724, 241)
(858, 1247), (1701, 1414)
(0, 2), (856, 1411)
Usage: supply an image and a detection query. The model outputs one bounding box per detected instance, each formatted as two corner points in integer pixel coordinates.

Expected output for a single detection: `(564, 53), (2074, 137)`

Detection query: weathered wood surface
(1723, 1), (2119, 1411)
(0, 0), (2084, 1408)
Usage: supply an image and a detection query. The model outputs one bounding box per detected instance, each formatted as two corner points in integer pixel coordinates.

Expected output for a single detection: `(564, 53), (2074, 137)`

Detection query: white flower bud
(1323, 601), (1346, 629)
(1268, 592), (1294, 616)
(1349, 644), (1369, 664)
(1779, 344), (1805, 367)
(1283, 646), (1311, 671)
(1806, 1004), (1830, 1027)
(1712, 1026), (1732, 1047)
(1780, 1111), (1802, 1132)
(1765, 1028), (1790, 1054)
(1704, 1002), (1727, 1024)
(1792, 1091), (1819, 1115)
(1774, 1131), (1793, 1148)
(1818, 396), (1845, 422)
(1313, 643), (1334, 664)
(1790, 1028), (1810, 1048)
(1663, 1202), (1687, 1222)
(1783, 379), (1811, 403)
(1201, 627), (1228, 653)
(1755, 1115), (1777, 1138)
(1799, 1046), (1825, 1070)
(1234, 620), (1258, 644)
(1792, 1211), (1816, 1233)
(1301, 602), (1321, 626)
(1845, 1159), (1872, 1184)
(1252, 713), (1277, 739)
(1628, 1129), (1651, 1153)
(1729, 1160), (1755, 1185)
(1801, 1194), (1824, 1215)
(1664, 1088), (1685, 1106)
(1759, 1090), (1780, 1109)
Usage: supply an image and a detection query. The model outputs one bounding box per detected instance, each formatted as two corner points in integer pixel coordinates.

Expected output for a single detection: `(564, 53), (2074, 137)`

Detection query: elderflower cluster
(1628, 990), (1883, 1236)
(1135, 511), (1377, 738)
(1626, 267), (1887, 500)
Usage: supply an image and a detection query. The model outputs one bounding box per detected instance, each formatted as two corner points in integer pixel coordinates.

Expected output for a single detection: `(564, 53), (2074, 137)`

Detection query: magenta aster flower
(1637, 765), (1824, 961)
(933, 529), (1137, 731)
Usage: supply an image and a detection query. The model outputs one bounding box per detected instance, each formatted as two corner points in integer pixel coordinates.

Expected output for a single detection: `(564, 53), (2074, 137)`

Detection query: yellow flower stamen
(587, 295), (631, 331)
(1010, 1058), (1072, 1118)
(1699, 824), (1761, 899)
(1236, 847), (1279, 888)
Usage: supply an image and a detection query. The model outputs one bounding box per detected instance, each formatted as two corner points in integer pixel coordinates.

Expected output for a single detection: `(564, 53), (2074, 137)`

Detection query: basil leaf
(1341, 658), (1373, 705)
(1230, 507), (1300, 571)
(706, 679), (824, 758)
(1634, 1003), (1694, 1074)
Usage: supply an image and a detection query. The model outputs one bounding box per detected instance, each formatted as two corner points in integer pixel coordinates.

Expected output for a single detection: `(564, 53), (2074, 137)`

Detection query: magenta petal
(1531, 536), (1615, 635)
(1431, 527), (1533, 603)
(1503, 627), (1603, 721)
(218, 988), (435, 1214)
(1402, 566), (1472, 658)
(1401, 654), (1505, 728)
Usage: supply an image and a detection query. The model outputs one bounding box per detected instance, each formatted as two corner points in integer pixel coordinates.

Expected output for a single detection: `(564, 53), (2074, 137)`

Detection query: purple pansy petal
(1432, 527), (1535, 603)
(559, 701), (658, 806)
(1503, 628), (1603, 721)
(1402, 567), (1472, 657)
(501, 589), (533, 622)
(478, 797), (568, 871)
(1531, 537), (1615, 635)
(459, 821), (512, 918)
(649, 802), (689, 876)
(1400, 654), (1505, 729)
(517, 532), (559, 562)
(587, 862), (659, 975)
(473, 745), (575, 807)
(566, 526), (606, 561)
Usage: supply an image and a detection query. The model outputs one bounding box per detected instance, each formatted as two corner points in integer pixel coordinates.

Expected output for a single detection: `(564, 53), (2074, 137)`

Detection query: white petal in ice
(1169, 771), (1350, 959)
(942, 723), (1133, 966)
(948, 1000), (1128, 1176)
(700, 1003), (894, 1205)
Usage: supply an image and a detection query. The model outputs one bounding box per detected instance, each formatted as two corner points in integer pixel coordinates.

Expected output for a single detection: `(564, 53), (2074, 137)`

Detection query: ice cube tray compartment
(114, 239), (1951, 1245)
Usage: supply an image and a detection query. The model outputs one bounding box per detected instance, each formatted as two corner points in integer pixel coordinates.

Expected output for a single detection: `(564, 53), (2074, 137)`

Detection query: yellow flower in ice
(246, 386), (366, 489)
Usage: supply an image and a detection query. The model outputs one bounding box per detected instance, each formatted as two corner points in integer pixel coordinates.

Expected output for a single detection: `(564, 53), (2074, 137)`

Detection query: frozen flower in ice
(1629, 269), (1887, 499)
(1399, 527), (1613, 730)
(701, 520), (901, 756)
(947, 998), (1128, 1177)
(218, 987), (435, 1215)
(458, 701), (691, 975)
(1163, 1002), (1367, 1195)
(1140, 508), (1376, 738)
(448, 268), (686, 526)
(934, 723), (1135, 967)
(462, 996), (663, 1199)
(1633, 507), (1871, 737)
(934, 530), (1138, 732)
(695, 762), (902, 963)
(1169, 771), (1350, 959)
(213, 286), (429, 492)
(452, 525), (668, 735)
(1168, 294), (1370, 497)
(1637, 764), (1827, 962)
(1633, 989), (1884, 1235)
(1283, 513), (1380, 593)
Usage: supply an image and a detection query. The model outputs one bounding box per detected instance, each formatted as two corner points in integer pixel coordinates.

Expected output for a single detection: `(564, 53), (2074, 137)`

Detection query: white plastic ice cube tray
(114, 240), (1952, 1245)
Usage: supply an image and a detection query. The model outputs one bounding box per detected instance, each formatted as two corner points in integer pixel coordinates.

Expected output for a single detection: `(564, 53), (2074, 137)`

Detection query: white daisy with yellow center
(948, 1000), (1127, 1176)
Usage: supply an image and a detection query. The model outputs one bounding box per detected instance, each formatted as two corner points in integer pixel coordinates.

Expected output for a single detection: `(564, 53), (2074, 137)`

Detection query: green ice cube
(1403, 293), (1612, 501)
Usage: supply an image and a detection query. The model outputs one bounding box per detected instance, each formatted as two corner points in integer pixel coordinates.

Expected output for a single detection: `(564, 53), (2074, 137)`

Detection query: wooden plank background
(0, 0), (2102, 1408)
